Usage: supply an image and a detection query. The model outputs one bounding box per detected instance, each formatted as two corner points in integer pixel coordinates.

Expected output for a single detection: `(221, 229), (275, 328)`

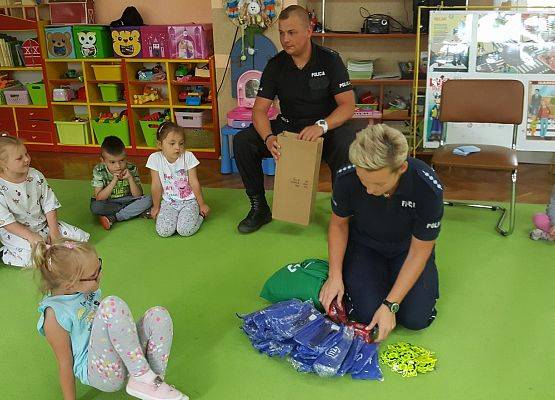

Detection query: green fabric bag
(260, 259), (329, 310)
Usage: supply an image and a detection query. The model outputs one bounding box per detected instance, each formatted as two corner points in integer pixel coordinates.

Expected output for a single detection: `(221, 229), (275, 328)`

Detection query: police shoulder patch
(336, 164), (356, 179)
(417, 168), (443, 194)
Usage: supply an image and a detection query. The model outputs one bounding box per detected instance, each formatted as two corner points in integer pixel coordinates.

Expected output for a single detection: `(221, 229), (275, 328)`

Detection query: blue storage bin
(45, 26), (76, 59)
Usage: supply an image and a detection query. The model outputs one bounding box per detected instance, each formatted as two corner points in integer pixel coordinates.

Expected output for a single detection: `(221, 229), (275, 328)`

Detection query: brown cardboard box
(272, 131), (323, 226)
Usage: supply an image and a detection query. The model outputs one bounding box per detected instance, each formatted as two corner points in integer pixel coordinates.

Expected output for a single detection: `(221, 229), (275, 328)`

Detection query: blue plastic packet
(337, 336), (364, 376)
(350, 342), (379, 375)
(351, 352), (383, 381)
(272, 301), (321, 339)
(294, 317), (342, 353)
(289, 350), (317, 373)
(313, 327), (354, 377)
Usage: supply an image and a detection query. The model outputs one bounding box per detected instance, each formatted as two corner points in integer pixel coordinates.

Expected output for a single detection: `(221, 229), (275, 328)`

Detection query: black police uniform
(331, 157), (443, 330)
(233, 42), (364, 196)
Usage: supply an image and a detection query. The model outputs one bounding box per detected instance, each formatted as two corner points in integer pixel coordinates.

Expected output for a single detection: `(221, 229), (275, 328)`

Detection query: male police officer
(320, 124), (443, 342)
(233, 5), (359, 233)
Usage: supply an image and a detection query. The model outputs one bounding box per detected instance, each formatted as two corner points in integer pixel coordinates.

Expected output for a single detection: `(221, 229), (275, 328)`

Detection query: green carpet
(1, 180), (553, 400)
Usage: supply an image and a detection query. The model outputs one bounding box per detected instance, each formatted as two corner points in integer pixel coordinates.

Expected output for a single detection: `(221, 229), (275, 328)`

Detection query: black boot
(238, 193), (272, 233)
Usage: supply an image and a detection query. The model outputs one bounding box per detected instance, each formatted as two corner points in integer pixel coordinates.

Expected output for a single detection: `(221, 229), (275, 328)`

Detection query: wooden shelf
(126, 58), (209, 64)
(131, 101), (170, 108)
(49, 79), (83, 84)
(87, 80), (124, 84)
(313, 32), (417, 39)
(51, 101), (88, 106)
(0, 104), (47, 108)
(0, 66), (42, 71)
(128, 80), (167, 85)
(46, 58), (120, 63)
(171, 79), (210, 86)
(173, 104), (212, 110)
(351, 79), (426, 86)
(0, 14), (37, 31)
(89, 102), (127, 107)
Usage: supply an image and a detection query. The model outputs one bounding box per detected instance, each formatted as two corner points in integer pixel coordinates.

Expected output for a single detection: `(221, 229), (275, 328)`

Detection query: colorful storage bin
(55, 119), (91, 145)
(139, 120), (161, 147)
(98, 83), (123, 102)
(25, 82), (47, 106)
(91, 64), (122, 81)
(183, 129), (214, 149)
(174, 110), (210, 128)
(73, 25), (113, 59)
(141, 25), (170, 58)
(92, 119), (130, 146)
(167, 24), (213, 59)
(111, 26), (142, 58)
(4, 86), (30, 105)
(45, 26), (76, 59)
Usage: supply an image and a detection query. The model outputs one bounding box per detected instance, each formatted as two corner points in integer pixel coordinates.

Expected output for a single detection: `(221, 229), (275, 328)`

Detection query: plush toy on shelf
(133, 86), (161, 105)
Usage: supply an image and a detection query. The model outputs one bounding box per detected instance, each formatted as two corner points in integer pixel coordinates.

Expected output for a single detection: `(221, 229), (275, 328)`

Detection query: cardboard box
(272, 132), (323, 226)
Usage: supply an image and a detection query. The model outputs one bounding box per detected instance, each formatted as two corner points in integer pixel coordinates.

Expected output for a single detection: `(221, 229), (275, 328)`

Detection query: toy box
(167, 24), (213, 59)
(49, 0), (95, 25)
(45, 26), (76, 59)
(73, 25), (113, 59)
(111, 26), (143, 58)
(141, 25), (169, 58)
(4, 86), (30, 105)
(22, 38), (42, 66)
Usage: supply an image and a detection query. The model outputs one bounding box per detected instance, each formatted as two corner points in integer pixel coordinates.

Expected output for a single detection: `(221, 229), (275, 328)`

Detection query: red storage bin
(49, 0), (95, 25)
(141, 26), (170, 59)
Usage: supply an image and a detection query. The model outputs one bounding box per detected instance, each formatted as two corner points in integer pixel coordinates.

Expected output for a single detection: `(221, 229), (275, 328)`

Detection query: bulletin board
(423, 10), (555, 151)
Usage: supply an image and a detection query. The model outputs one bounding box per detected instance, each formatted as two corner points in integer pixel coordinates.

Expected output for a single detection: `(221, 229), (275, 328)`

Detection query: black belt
(279, 115), (319, 128)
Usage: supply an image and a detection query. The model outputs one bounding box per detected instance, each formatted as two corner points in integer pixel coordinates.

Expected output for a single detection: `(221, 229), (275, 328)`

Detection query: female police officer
(319, 124), (443, 342)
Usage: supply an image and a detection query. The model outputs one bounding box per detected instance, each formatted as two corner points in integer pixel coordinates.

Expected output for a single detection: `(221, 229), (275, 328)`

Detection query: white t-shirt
(0, 168), (61, 231)
(146, 151), (200, 203)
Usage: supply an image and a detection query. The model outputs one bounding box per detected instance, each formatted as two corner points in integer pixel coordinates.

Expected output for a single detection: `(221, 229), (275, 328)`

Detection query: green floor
(1, 180), (553, 399)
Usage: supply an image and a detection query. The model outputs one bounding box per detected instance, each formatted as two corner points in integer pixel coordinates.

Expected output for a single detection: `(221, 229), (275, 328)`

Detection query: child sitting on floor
(34, 239), (188, 400)
(147, 122), (209, 237)
(90, 136), (152, 230)
(530, 183), (555, 241)
(0, 136), (89, 267)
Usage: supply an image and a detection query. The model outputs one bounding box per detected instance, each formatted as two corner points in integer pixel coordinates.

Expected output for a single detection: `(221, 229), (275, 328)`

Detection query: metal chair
(431, 79), (524, 236)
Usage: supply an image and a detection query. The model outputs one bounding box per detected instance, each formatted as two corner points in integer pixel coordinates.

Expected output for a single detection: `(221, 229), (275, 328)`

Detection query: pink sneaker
(126, 376), (189, 400)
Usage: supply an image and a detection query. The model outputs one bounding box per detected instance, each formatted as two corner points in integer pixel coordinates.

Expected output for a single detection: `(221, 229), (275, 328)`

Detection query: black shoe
(237, 193), (272, 234)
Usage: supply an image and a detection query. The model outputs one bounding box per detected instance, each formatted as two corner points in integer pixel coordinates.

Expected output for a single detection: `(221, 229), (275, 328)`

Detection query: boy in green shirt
(91, 136), (152, 230)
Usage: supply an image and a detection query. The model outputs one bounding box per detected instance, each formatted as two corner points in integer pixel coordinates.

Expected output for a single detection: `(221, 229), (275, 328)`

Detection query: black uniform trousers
(233, 116), (365, 196)
(343, 239), (439, 330)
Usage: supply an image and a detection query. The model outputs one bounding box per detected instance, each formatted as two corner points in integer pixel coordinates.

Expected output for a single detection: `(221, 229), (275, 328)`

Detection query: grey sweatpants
(155, 199), (203, 237)
(90, 195), (152, 221)
(87, 296), (173, 392)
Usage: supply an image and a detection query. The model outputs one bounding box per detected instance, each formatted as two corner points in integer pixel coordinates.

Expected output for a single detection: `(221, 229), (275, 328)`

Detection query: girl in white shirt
(146, 122), (210, 237)
(0, 136), (89, 267)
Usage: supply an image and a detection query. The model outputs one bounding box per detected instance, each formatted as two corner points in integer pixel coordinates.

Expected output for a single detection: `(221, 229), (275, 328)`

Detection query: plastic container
(111, 26), (143, 58)
(98, 83), (123, 102)
(4, 86), (30, 105)
(91, 119), (130, 146)
(141, 25), (169, 58)
(91, 64), (122, 81)
(45, 26), (76, 59)
(25, 82), (47, 105)
(174, 110), (210, 128)
(55, 119), (91, 145)
(167, 24), (213, 59)
(139, 120), (161, 147)
(73, 25), (113, 58)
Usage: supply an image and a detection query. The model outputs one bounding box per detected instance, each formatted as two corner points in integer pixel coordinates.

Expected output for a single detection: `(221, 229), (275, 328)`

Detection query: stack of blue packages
(239, 299), (383, 380)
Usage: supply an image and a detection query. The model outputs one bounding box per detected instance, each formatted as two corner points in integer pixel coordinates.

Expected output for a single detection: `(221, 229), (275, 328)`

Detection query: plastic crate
(91, 64), (122, 81)
(91, 119), (130, 146)
(55, 120), (91, 145)
(45, 26), (76, 59)
(98, 83), (122, 102)
(111, 26), (143, 58)
(4, 86), (30, 105)
(139, 120), (161, 147)
(25, 82), (47, 106)
(175, 110), (210, 128)
(73, 25), (113, 59)
(184, 129), (214, 149)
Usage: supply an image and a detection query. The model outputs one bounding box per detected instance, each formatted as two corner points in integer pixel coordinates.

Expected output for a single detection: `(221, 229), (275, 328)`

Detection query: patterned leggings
(156, 199), (203, 237)
(87, 296), (173, 392)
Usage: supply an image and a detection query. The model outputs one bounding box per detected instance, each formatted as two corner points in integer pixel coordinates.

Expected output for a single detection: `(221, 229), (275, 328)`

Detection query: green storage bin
(25, 82), (47, 106)
(73, 25), (113, 59)
(92, 119), (130, 146)
(139, 120), (161, 147)
(98, 83), (122, 102)
(0, 88), (6, 105)
(55, 119), (91, 145)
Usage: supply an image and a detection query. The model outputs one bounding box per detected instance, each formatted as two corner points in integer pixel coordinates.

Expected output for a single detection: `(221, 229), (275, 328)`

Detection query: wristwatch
(315, 119), (328, 134)
(383, 299), (400, 314)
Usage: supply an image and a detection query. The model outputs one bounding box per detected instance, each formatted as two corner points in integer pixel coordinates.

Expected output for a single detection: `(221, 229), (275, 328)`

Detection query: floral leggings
(87, 296), (173, 392)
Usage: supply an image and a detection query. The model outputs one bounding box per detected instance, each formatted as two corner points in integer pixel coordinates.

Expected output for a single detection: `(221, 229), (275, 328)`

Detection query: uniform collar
(392, 159), (414, 197)
(285, 41), (319, 70)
